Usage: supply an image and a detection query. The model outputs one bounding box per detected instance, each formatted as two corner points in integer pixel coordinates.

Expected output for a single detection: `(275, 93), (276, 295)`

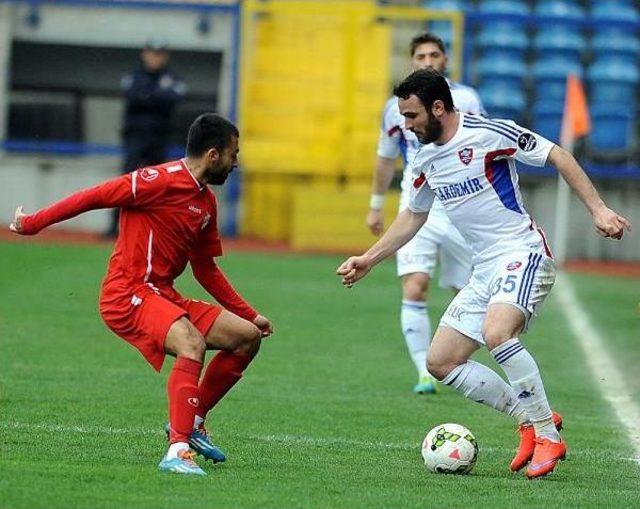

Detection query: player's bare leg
(483, 304), (566, 478)
(177, 311), (262, 461)
(401, 272), (437, 394)
(198, 310), (262, 417)
(159, 318), (207, 475)
(428, 325), (532, 424)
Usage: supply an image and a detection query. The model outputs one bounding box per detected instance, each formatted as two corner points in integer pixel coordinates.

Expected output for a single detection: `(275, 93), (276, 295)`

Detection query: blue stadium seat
(534, 0), (585, 27)
(587, 58), (639, 105)
(475, 54), (527, 89)
(588, 104), (635, 153)
(532, 101), (565, 143)
(591, 30), (640, 64)
(478, 83), (526, 121)
(423, 0), (469, 46)
(590, 2), (639, 29)
(532, 56), (583, 101)
(533, 27), (586, 61)
(476, 22), (529, 59)
(475, 0), (530, 31)
(423, 0), (468, 10)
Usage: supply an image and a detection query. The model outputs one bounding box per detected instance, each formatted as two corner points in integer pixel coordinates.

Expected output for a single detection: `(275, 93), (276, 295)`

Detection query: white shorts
(439, 250), (556, 344)
(396, 205), (472, 290)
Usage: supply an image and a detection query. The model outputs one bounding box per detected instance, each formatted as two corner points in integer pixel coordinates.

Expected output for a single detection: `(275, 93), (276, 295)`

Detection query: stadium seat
(475, 54), (527, 89)
(532, 56), (583, 102)
(533, 27), (586, 62)
(591, 30), (640, 64)
(534, 0), (585, 27)
(476, 22), (529, 59)
(475, 0), (531, 27)
(478, 83), (526, 121)
(587, 58), (639, 105)
(532, 101), (565, 144)
(590, 2), (639, 29)
(588, 104), (635, 153)
(423, 0), (470, 46)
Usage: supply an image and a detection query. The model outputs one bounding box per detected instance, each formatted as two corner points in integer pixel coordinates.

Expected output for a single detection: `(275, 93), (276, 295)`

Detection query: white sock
(167, 441), (189, 460)
(194, 415), (205, 429)
(491, 338), (560, 442)
(442, 360), (529, 424)
(401, 300), (431, 378)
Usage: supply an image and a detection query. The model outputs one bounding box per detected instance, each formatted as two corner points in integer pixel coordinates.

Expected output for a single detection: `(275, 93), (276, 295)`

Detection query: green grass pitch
(0, 241), (638, 509)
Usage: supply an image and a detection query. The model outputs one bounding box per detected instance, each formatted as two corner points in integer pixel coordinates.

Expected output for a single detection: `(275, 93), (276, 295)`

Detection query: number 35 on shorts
(489, 253), (556, 313)
(490, 274), (518, 296)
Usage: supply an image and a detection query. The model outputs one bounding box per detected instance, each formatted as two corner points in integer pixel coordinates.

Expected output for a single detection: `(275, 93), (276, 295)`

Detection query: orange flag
(560, 74), (591, 149)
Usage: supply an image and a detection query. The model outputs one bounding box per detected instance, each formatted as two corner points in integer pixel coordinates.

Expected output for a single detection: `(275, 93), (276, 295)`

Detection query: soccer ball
(421, 423), (478, 474)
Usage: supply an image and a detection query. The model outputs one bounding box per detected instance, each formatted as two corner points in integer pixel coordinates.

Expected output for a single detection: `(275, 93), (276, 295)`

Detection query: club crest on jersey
(413, 171), (426, 189)
(506, 261), (522, 271)
(458, 147), (473, 165)
(140, 167), (159, 182)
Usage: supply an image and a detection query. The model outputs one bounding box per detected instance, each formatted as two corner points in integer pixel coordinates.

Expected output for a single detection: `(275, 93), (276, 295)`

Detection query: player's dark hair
(410, 32), (446, 57)
(186, 113), (239, 157)
(393, 68), (455, 113)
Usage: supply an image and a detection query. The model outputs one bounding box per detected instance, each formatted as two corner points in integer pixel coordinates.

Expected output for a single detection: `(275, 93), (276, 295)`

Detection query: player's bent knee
(167, 320), (206, 361)
(235, 324), (262, 356)
(427, 358), (452, 381)
(402, 274), (430, 301)
(482, 327), (512, 350)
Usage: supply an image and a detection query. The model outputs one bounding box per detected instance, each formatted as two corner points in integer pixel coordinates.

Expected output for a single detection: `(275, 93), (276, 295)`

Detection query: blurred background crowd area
(0, 0), (638, 261)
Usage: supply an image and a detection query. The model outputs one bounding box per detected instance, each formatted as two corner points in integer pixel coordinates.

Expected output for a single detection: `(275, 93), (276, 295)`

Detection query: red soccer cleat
(525, 437), (567, 479)
(510, 411), (563, 472)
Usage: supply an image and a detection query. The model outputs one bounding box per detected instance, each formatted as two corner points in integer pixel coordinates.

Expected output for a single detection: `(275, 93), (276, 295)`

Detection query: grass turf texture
(0, 241), (638, 509)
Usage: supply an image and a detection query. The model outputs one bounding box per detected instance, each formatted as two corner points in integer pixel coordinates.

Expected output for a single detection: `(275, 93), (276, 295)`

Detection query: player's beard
(206, 164), (234, 185)
(416, 113), (443, 145)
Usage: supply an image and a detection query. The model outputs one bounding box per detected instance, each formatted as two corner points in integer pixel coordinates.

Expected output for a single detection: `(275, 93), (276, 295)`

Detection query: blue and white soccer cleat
(190, 426), (226, 463)
(413, 374), (439, 394)
(165, 423), (226, 463)
(158, 449), (206, 476)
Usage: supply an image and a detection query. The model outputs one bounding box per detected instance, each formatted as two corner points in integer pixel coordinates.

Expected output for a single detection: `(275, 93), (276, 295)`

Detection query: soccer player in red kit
(9, 114), (273, 476)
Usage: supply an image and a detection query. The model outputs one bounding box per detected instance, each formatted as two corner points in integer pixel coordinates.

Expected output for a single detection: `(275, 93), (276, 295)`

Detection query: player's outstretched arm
(366, 156), (397, 236)
(548, 145), (631, 239)
(338, 208), (428, 288)
(8, 175), (144, 236)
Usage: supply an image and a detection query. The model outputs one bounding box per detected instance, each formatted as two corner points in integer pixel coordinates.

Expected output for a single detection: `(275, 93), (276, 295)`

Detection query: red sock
(167, 356), (203, 444)
(196, 351), (253, 419)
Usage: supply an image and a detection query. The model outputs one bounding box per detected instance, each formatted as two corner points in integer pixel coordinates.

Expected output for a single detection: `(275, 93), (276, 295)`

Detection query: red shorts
(99, 278), (222, 372)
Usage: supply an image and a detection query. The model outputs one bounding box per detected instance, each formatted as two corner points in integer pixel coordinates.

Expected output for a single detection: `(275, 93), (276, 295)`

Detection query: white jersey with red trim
(377, 78), (485, 211)
(408, 112), (555, 264)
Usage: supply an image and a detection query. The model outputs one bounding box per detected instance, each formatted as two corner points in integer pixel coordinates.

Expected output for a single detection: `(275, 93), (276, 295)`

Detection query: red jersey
(21, 159), (257, 321)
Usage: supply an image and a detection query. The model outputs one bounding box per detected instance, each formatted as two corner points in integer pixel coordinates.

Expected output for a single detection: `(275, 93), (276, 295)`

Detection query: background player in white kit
(367, 33), (484, 394)
(341, 69), (630, 478)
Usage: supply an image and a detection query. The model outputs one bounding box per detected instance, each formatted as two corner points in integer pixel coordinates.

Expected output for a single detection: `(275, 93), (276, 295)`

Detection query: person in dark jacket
(106, 39), (186, 237)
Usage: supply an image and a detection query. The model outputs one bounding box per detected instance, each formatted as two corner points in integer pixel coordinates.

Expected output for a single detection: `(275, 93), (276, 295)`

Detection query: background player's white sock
(442, 360), (529, 424)
(491, 338), (560, 442)
(401, 300), (431, 377)
(194, 415), (205, 429)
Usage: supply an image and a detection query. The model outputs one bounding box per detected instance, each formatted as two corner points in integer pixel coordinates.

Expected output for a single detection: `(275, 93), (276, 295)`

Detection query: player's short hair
(410, 32), (446, 57)
(186, 113), (239, 157)
(393, 68), (455, 113)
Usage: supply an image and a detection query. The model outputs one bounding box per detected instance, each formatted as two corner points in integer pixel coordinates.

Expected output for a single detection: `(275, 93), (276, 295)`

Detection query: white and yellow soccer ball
(421, 423), (478, 474)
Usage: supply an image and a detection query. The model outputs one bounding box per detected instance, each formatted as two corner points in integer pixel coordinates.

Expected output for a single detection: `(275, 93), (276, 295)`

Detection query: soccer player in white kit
(367, 33), (484, 394)
(339, 69), (630, 478)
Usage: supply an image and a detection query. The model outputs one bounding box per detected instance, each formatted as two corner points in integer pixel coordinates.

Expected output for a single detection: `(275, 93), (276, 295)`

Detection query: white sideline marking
(555, 273), (640, 463)
(0, 421), (636, 462)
